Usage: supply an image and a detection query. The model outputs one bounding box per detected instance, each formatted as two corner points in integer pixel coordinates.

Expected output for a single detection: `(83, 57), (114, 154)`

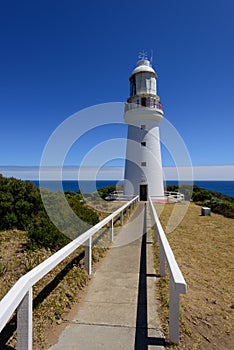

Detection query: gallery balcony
(124, 102), (164, 124)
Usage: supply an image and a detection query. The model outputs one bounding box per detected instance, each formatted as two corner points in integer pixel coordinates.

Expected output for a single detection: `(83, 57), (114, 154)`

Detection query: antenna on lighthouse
(138, 50), (148, 60)
(150, 49), (154, 65)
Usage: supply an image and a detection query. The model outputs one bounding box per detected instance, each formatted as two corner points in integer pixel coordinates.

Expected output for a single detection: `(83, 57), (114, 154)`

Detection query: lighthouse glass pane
(151, 77), (156, 94)
(130, 76), (136, 96)
(141, 142), (146, 147)
(141, 162), (146, 167)
(139, 74), (146, 94)
(136, 75), (141, 93)
(146, 79), (150, 93)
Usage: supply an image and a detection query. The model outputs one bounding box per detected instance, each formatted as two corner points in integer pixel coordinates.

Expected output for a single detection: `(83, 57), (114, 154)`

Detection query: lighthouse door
(140, 184), (148, 201)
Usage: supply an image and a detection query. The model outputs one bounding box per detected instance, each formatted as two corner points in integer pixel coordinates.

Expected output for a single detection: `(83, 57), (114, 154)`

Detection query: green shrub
(167, 183), (234, 218)
(0, 175), (100, 250)
(27, 213), (70, 251)
(67, 193), (99, 226)
(203, 197), (234, 218)
(98, 185), (120, 200)
(0, 175), (43, 230)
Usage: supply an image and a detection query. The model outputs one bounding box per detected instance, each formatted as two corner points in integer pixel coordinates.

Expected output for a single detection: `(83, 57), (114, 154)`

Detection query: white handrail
(0, 196), (139, 349)
(164, 191), (184, 202)
(148, 196), (186, 344)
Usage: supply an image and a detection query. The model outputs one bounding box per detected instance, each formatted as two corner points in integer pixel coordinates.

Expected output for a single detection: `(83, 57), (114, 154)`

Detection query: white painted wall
(124, 59), (164, 199)
(124, 118), (164, 198)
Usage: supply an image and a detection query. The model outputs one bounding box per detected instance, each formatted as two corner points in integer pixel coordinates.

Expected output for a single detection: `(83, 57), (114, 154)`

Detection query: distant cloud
(0, 165), (234, 181)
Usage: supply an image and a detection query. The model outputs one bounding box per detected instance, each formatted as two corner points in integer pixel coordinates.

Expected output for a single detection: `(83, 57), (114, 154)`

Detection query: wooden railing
(0, 196), (139, 350)
(148, 196), (187, 344)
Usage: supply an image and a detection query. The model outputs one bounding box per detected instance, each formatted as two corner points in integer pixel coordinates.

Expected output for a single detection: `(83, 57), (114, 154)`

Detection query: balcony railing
(125, 101), (163, 113)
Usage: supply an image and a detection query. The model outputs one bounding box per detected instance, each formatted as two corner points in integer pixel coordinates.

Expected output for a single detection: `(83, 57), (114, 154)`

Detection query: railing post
(17, 288), (33, 350)
(159, 240), (166, 276)
(109, 218), (114, 241)
(169, 279), (180, 344)
(153, 223), (158, 242)
(85, 237), (92, 275)
(120, 211), (123, 225)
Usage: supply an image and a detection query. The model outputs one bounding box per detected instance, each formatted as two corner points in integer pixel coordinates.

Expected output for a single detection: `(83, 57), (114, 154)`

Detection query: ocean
(32, 180), (234, 198)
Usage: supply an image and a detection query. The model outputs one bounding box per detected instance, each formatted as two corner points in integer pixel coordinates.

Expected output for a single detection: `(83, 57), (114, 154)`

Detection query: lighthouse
(124, 53), (164, 201)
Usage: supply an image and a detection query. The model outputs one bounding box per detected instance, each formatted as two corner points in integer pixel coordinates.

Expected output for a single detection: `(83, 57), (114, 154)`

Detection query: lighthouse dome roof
(130, 59), (156, 77)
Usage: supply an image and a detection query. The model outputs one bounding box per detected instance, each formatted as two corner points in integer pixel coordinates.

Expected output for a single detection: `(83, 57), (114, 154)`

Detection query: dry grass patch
(0, 229), (109, 349)
(0, 202), (137, 349)
(153, 202), (234, 350)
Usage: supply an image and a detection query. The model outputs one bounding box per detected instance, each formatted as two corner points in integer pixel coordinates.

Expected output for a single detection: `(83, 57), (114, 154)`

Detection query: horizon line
(0, 165), (233, 181)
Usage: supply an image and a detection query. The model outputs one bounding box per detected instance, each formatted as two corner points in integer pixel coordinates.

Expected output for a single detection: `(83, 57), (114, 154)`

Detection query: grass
(0, 230), (89, 349)
(153, 202), (234, 349)
(0, 201), (138, 349)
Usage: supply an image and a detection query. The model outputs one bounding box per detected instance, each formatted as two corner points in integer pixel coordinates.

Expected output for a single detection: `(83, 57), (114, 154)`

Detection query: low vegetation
(0, 229), (107, 349)
(167, 184), (234, 218)
(0, 174), (43, 230)
(0, 176), (129, 348)
(0, 174), (100, 251)
(97, 185), (117, 200)
(0, 177), (116, 349)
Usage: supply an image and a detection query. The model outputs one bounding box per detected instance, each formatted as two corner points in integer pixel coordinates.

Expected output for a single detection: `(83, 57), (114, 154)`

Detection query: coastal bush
(98, 185), (116, 199)
(203, 197), (234, 218)
(27, 191), (99, 249)
(167, 184), (234, 218)
(67, 193), (99, 226)
(0, 175), (43, 230)
(0, 174), (100, 250)
(98, 185), (123, 200)
(27, 213), (70, 251)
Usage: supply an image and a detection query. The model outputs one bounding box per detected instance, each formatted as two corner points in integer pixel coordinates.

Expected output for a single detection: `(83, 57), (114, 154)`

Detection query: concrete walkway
(49, 203), (165, 349)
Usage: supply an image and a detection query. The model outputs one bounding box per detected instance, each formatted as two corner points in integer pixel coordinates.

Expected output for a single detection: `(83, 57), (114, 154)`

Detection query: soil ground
(153, 202), (234, 350)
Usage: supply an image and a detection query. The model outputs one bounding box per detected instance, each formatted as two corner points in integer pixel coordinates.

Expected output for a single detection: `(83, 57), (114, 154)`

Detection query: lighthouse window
(130, 76), (136, 96)
(141, 142), (146, 147)
(141, 162), (146, 167)
(140, 124), (146, 130)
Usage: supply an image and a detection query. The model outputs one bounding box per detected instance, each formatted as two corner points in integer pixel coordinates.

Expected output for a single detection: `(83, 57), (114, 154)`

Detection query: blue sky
(0, 0), (233, 176)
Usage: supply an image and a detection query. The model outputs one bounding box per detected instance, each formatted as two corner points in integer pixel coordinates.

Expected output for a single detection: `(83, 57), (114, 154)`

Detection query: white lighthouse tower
(124, 53), (164, 201)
